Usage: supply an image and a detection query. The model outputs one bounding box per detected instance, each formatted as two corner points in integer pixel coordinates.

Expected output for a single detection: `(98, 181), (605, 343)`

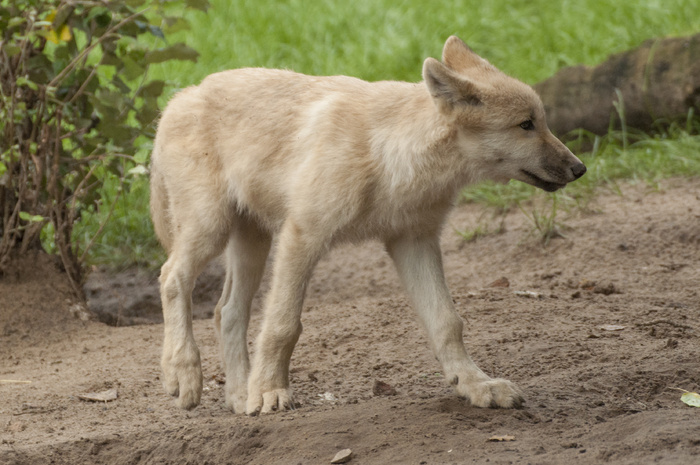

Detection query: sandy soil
(1, 179), (699, 465)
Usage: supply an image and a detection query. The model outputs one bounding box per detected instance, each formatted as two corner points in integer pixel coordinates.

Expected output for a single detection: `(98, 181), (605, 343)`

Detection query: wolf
(149, 36), (586, 414)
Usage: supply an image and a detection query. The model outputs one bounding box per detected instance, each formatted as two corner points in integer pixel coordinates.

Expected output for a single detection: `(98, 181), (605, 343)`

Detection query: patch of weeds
(456, 223), (490, 242)
(518, 194), (567, 246)
(461, 180), (536, 213)
(454, 214), (506, 242)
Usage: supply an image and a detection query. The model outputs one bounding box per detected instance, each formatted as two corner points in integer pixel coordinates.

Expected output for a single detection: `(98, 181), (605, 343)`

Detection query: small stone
(594, 282), (618, 295)
(373, 380), (397, 396)
(318, 392), (337, 402)
(331, 448), (353, 464)
(69, 303), (91, 321)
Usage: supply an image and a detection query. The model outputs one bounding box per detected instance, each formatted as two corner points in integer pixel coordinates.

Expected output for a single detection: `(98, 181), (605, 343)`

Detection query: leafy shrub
(0, 0), (207, 296)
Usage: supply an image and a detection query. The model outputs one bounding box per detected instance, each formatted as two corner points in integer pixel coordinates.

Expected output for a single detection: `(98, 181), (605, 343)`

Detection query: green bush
(0, 0), (207, 295)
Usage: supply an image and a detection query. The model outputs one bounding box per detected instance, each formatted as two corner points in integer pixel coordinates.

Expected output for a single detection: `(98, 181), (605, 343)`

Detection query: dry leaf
(681, 391), (700, 408)
(0, 379), (31, 384)
(488, 277), (510, 288)
(77, 388), (118, 403)
(488, 435), (516, 442)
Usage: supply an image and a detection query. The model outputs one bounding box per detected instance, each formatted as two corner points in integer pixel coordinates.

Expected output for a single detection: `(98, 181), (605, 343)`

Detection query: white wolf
(150, 36), (586, 414)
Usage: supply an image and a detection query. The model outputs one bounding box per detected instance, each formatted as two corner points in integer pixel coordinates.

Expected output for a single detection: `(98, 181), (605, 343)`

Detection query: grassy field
(79, 0), (700, 268)
(150, 0), (700, 87)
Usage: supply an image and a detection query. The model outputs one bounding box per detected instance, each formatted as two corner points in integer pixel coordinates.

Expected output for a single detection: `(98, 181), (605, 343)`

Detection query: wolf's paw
(457, 377), (524, 409)
(162, 363), (180, 397)
(225, 380), (248, 414)
(161, 346), (203, 410)
(246, 387), (295, 415)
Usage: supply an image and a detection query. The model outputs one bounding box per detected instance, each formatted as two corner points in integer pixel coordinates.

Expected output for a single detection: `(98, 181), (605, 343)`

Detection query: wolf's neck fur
(368, 82), (467, 200)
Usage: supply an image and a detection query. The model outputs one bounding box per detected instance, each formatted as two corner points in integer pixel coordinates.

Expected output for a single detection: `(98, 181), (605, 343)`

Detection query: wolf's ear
(442, 36), (486, 73)
(423, 57), (482, 111)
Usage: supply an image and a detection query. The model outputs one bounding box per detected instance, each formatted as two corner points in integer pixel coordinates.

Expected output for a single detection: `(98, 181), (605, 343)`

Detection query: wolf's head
(423, 36), (585, 192)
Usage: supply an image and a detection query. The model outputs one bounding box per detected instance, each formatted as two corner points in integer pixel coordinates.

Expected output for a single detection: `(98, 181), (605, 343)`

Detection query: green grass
(78, 0), (700, 268)
(149, 0), (700, 87)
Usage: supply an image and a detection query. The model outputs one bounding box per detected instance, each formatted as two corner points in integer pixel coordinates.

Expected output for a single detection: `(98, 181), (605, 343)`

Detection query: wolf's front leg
(386, 234), (524, 408)
(246, 221), (325, 415)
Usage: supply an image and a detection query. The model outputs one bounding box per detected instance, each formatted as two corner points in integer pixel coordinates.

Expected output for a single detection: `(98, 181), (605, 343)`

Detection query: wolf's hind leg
(386, 234), (524, 409)
(160, 218), (229, 410)
(214, 216), (272, 413)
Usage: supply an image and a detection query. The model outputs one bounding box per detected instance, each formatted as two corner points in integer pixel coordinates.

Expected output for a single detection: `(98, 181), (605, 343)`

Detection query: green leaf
(16, 76), (38, 91)
(138, 80), (165, 98)
(144, 43), (199, 64)
(148, 24), (165, 39)
(53, 43), (71, 61)
(111, 75), (131, 94)
(19, 212), (45, 223)
(26, 54), (53, 84)
(97, 121), (136, 142)
(8, 16), (26, 28)
(162, 17), (190, 34)
(134, 143), (152, 164)
(681, 392), (700, 408)
(186, 0), (211, 12)
(119, 18), (152, 38)
(135, 97), (159, 126)
(0, 161), (6, 177)
(87, 6), (111, 20)
(128, 165), (148, 176)
(94, 88), (126, 111)
(4, 44), (21, 57)
(120, 55), (146, 81)
(125, 0), (149, 7)
(89, 9), (112, 29)
(101, 37), (118, 55)
(101, 50), (122, 67)
(40, 221), (56, 254)
(52, 5), (74, 30)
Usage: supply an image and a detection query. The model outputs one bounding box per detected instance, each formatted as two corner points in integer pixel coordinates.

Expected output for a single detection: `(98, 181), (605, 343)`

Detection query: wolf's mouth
(520, 169), (566, 192)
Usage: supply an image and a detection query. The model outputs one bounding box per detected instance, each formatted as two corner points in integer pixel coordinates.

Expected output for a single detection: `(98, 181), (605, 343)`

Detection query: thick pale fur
(150, 36), (585, 413)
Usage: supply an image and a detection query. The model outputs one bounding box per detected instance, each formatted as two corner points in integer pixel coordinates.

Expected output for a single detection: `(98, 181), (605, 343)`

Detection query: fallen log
(534, 33), (700, 137)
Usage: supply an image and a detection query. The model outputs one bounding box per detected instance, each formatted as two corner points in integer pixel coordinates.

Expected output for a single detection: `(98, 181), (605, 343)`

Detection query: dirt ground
(1, 178), (699, 465)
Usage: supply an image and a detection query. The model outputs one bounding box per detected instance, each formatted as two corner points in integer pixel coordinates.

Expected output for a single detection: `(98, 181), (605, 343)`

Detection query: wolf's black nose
(571, 162), (586, 179)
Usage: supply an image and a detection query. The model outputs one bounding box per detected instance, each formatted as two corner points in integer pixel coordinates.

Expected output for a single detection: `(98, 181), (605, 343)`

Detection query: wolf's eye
(519, 120), (534, 131)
